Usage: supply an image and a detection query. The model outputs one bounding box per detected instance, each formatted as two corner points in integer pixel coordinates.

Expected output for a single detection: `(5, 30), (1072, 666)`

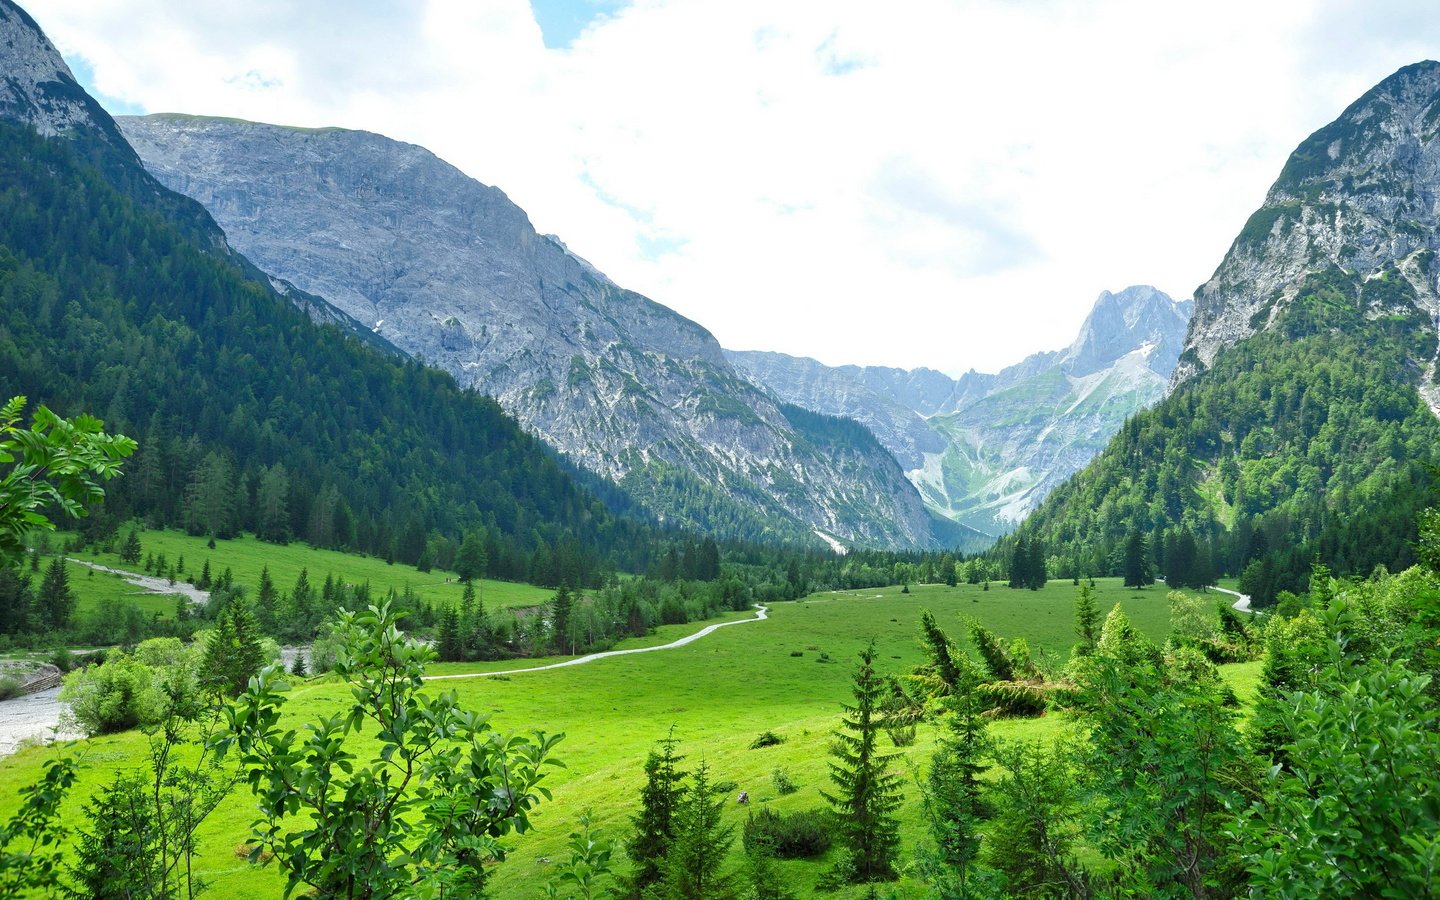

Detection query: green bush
(59, 651), (162, 736)
(742, 807), (832, 859)
(749, 730), (785, 749)
(771, 768), (798, 796)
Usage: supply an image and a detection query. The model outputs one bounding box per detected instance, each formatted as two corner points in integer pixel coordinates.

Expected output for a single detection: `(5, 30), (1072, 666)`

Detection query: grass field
(62, 528), (556, 617)
(0, 576), (1236, 898)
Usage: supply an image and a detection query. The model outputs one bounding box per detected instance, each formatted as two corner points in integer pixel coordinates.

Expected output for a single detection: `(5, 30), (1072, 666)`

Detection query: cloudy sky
(30, 0), (1440, 374)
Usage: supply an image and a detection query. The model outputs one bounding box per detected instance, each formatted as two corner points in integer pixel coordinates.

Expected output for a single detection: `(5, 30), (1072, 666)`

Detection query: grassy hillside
(0, 577), (1210, 898)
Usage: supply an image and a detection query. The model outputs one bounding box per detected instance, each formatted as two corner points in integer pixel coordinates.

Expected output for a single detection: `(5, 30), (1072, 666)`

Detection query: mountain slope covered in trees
(0, 1), (675, 583)
(1003, 62), (1440, 602)
(117, 114), (952, 551)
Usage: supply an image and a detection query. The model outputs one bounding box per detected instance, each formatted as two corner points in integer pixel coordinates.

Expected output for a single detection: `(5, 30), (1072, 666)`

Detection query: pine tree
(254, 565), (277, 633)
(291, 651), (308, 678)
(37, 557), (74, 631)
(1074, 583), (1100, 655)
(623, 733), (687, 897)
(823, 641), (903, 884)
(119, 529), (142, 565)
(255, 464), (291, 544)
(204, 601), (267, 698)
(454, 530), (487, 583)
(660, 759), (735, 898)
(551, 585), (574, 655)
(1123, 530), (1154, 589)
(920, 662), (993, 898)
(1026, 538), (1047, 590)
(1008, 537), (1030, 589)
(437, 604), (463, 662)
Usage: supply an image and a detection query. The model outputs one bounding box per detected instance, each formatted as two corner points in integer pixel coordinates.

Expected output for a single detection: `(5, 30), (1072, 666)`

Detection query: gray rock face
(0, 0), (114, 143)
(119, 114), (942, 549)
(730, 286), (1191, 535)
(1175, 60), (1440, 386)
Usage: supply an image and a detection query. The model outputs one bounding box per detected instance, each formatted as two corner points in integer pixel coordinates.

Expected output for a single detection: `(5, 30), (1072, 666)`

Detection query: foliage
(202, 599), (267, 698)
(742, 807), (833, 860)
(219, 601), (563, 899)
(917, 667), (994, 899)
(659, 759), (735, 898)
(622, 732), (687, 897)
(748, 730), (784, 749)
(770, 768), (797, 796)
(0, 756), (77, 896)
(984, 740), (1089, 899)
(822, 640), (904, 884)
(541, 811), (616, 900)
(1239, 645), (1440, 897)
(0, 395), (135, 568)
(60, 649), (166, 736)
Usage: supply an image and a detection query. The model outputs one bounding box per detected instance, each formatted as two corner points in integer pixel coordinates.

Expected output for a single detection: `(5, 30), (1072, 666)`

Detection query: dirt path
(1211, 585), (1255, 613)
(66, 558), (211, 605)
(426, 605), (769, 682)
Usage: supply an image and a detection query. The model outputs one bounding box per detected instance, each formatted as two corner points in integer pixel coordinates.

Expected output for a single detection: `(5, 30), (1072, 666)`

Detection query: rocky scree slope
(1174, 59), (1440, 392)
(118, 115), (945, 549)
(729, 286), (1191, 535)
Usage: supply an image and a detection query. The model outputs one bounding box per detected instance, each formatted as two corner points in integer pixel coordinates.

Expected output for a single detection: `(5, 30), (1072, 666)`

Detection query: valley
(1, 0), (1439, 896)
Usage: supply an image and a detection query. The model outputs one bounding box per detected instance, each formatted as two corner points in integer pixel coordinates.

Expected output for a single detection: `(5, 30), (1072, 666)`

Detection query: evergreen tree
(37, 557), (74, 632)
(204, 601), (267, 698)
(660, 760), (735, 899)
(1025, 538), (1046, 590)
(1073, 583), (1100, 655)
(119, 529), (142, 565)
(623, 733), (688, 898)
(255, 464), (291, 544)
(1008, 537), (1031, 589)
(437, 604), (463, 663)
(455, 531), (487, 583)
(551, 585), (574, 655)
(919, 662), (993, 898)
(291, 651), (308, 678)
(254, 566), (277, 633)
(823, 641), (903, 884)
(1123, 530), (1155, 589)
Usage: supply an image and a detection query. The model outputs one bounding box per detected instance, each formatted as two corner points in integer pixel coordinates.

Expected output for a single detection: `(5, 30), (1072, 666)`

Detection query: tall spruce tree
(37, 557), (74, 632)
(551, 585), (574, 655)
(660, 759), (735, 899)
(919, 660), (993, 898)
(823, 641), (904, 884)
(1074, 583), (1100, 655)
(455, 531), (487, 583)
(623, 733), (687, 897)
(1123, 530), (1155, 589)
(1008, 537), (1031, 590)
(204, 600), (267, 698)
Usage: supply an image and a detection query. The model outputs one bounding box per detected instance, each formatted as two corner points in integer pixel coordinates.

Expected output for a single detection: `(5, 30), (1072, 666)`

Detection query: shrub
(0, 676), (22, 701)
(771, 768), (798, 796)
(750, 730), (785, 749)
(789, 650), (803, 657)
(59, 651), (162, 736)
(743, 808), (833, 859)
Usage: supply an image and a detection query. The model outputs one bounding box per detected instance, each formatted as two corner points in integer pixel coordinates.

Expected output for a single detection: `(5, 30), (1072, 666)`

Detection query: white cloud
(28, 0), (1440, 374)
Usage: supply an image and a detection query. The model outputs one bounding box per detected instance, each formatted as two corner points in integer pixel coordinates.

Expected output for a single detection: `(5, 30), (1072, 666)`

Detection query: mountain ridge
(118, 113), (965, 550)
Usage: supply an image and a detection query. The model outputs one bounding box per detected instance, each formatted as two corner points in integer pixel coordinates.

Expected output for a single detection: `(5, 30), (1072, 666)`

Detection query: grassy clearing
(0, 577), (1204, 898)
(64, 528), (555, 613)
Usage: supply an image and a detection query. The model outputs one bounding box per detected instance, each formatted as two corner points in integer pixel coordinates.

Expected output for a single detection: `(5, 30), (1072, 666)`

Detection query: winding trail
(65, 557), (211, 605)
(426, 605), (769, 681)
(1211, 585), (1255, 614)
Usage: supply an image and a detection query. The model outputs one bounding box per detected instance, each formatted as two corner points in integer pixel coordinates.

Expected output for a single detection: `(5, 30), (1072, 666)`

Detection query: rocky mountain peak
(0, 0), (141, 166)
(1174, 60), (1440, 386)
(1063, 285), (1192, 379)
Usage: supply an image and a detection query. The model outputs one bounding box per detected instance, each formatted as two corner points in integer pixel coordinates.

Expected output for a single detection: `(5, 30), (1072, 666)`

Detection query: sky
(28, 0), (1440, 375)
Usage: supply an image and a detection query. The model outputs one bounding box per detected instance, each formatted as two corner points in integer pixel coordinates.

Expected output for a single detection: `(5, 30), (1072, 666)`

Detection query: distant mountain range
(728, 286), (1192, 535)
(118, 114), (979, 550)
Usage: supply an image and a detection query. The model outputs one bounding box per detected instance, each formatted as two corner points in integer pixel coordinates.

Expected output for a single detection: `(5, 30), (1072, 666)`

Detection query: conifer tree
(920, 661), (993, 898)
(551, 585), (574, 655)
(1008, 537), (1030, 589)
(37, 557), (73, 631)
(437, 604), (463, 663)
(1025, 538), (1046, 590)
(660, 760), (735, 898)
(254, 565), (277, 633)
(623, 733), (687, 897)
(823, 641), (903, 884)
(119, 529), (142, 565)
(204, 601), (267, 698)
(1073, 583), (1100, 655)
(1123, 530), (1154, 588)
(455, 531), (487, 583)
(291, 651), (308, 678)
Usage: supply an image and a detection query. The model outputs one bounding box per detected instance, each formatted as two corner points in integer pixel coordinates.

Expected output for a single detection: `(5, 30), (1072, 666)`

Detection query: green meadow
(0, 573), (1248, 898)
(62, 528), (556, 617)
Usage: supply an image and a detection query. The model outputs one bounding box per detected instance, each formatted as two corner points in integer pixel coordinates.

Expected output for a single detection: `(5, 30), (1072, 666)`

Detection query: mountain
(116, 115), (962, 551)
(728, 285), (1191, 534)
(0, 0), (664, 583)
(1009, 62), (1440, 602)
